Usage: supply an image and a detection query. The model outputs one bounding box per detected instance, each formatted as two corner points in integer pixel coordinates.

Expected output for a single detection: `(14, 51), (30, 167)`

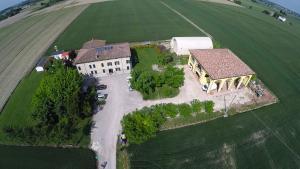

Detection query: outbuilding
(188, 49), (255, 93)
(35, 57), (48, 72)
(278, 16), (286, 22)
(170, 37), (213, 55)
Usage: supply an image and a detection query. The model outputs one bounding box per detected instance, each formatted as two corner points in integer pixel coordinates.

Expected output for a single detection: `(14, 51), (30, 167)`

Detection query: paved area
(91, 65), (253, 169)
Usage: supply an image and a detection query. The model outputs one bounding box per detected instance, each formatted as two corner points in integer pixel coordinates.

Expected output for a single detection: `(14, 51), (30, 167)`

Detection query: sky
(0, 0), (24, 11)
(269, 0), (300, 14)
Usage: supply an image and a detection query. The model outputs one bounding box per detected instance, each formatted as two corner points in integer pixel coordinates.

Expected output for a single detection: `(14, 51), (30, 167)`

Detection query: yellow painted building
(188, 49), (255, 93)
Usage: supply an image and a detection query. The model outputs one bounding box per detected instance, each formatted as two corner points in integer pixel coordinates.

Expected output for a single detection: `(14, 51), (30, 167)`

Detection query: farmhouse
(188, 49), (255, 93)
(74, 40), (131, 77)
(170, 37), (213, 55)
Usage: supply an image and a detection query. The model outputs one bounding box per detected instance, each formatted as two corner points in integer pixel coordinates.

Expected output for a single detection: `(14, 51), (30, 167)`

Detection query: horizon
(0, 0), (300, 14)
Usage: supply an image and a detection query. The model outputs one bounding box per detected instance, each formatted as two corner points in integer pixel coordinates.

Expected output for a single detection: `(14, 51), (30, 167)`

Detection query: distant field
(46, 0), (203, 54)
(0, 145), (96, 169)
(0, 5), (88, 112)
(127, 0), (300, 169)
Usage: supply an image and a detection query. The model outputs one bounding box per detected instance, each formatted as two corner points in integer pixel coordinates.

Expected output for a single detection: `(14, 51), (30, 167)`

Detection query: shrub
(191, 99), (202, 113)
(262, 10), (270, 15)
(159, 85), (176, 97)
(161, 103), (178, 118)
(204, 101), (214, 113)
(122, 112), (158, 144)
(178, 103), (192, 117)
(179, 56), (188, 65)
(158, 53), (174, 65)
(234, 0), (241, 5)
(213, 41), (222, 48)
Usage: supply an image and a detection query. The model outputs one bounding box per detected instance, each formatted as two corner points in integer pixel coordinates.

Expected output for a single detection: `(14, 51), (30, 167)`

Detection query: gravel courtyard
(90, 65), (253, 169)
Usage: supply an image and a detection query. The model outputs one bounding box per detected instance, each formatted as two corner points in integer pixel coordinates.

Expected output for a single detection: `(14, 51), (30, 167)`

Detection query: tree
(69, 50), (77, 60)
(262, 10), (270, 15)
(31, 61), (91, 140)
(122, 112), (158, 144)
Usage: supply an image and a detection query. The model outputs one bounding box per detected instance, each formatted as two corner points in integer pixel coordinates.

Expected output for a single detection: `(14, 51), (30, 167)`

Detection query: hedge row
(122, 100), (214, 144)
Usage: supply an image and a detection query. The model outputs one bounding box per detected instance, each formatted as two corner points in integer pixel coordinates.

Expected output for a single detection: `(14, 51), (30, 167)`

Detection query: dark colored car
(96, 84), (107, 90)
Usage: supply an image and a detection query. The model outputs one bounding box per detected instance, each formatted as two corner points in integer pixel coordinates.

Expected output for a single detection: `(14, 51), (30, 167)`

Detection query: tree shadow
(130, 48), (139, 68)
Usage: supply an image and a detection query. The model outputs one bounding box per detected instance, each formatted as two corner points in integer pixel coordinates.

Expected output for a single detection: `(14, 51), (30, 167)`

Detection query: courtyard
(90, 64), (269, 169)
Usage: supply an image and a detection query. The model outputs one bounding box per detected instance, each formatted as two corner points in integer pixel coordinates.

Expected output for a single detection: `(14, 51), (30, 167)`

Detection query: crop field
(0, 4), (88, 111)
(0, 145), (96, 169)
(126, 0), (300, 168)
(46, 0), (203, 53)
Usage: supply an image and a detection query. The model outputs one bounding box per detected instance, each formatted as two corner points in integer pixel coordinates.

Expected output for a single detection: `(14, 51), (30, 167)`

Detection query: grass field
(0, 145), (96, 169)
(0, 5), (88, 111)
(46, 0), (203, 54)
(1, 0), (300, 168)
(125, 0), (300, 168)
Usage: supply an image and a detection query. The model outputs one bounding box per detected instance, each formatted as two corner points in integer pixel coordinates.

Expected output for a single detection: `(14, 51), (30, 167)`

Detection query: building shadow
(130, 48), (139, 68)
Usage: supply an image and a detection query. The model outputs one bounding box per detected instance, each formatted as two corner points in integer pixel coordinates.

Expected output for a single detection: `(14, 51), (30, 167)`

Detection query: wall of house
(76, 57), (131, 77)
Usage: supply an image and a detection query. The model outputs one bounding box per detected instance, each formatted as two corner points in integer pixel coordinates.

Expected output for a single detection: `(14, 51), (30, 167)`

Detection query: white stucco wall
(76, 57), (131, 77)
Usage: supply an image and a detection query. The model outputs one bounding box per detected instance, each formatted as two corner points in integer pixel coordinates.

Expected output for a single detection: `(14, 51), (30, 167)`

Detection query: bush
(130, 65), (184, 99)
(234, 0), (241, 5)
(122, 106), (167, 144)
(158, 53), (174, 65)
(122, 112), (158, 144)
(161, 103), (178, 118)
(159, 85), (177, 97)
(178, 103), (192, 117)
(179, 56), (188, 65)
(203, 101), (214, 113)
(191, 99), (202, 113)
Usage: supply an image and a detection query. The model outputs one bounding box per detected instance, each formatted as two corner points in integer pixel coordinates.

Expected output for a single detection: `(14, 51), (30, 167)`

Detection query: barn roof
(171, 37), (213, 50)
(190, 49), (255, 80)
(74, 43), (131, 64)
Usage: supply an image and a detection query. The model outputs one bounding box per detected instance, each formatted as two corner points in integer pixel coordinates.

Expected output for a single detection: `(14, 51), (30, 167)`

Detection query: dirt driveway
(90, 65), (253, 169)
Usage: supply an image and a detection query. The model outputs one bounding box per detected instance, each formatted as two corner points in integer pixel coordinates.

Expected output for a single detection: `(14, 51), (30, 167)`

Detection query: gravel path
(91, 66), (252, 169)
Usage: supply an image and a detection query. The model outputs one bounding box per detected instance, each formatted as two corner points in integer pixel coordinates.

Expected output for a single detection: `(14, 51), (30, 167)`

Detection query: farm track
(0, 5), (88, 111)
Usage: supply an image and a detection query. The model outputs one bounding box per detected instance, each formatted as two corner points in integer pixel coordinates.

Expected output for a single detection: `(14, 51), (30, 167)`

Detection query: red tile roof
(190, 49), (255, 80)
(82, 39), (106, 49)
(74, 43), (131, 64)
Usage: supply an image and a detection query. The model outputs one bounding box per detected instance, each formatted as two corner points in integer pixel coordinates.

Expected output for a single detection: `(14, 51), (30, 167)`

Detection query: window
(89, 65), (92, 69)
(127, 66), (130, 70)
(103, 69), (105, 73)
(94, 70), (97, 74)
(116, 68), (121, 71)
(101, 63), (104, 67)
(126, 59), (130, 64)
(107, 62), (112, 66)
(93, 64), (96, 68)
(77, 66), (81, 70)
(115, 61), (120, 65)
(91, 71), (94, 75)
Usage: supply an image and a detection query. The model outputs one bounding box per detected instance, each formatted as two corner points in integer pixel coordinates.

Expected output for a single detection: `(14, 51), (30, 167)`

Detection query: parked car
(98, 93), (106, 99)
(96, 84), (107, 90)
(202, 84), (208, 91)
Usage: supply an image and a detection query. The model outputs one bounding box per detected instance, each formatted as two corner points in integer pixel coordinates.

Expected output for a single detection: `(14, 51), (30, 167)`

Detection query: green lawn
(0, 145), (96, 169)
(0, 71), (42, 129)
(132, 48), (159, 71)
(127, 0), (300, 169)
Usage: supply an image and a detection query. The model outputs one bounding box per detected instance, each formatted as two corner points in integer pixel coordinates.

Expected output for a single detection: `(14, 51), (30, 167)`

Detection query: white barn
(170, 37), (213, 55)
(278, 16), (286, 22)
